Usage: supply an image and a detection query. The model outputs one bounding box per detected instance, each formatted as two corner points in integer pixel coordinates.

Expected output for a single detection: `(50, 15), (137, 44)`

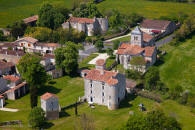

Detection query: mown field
(159, 36), (195, 94)
(1, 0), (195, 27)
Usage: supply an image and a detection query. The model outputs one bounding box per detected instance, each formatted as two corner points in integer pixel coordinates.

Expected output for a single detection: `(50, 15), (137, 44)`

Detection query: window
(102, 92), (104, 96)
(109, 96), (111, 99)
(102, 98), (104, 103)
(28, 43), (31, 47)
(102, 82), (104, 90)
(134, 36), (138, 40)
(21, 43), (24, 46)
(90, 84), (92, 88)
(91, 90), (92, 94)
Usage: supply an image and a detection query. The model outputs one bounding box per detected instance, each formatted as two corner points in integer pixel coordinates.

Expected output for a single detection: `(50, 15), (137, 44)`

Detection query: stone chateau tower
(131, 26), (144, 47)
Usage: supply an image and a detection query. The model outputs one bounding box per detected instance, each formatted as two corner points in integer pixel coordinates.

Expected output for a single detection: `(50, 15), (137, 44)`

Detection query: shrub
(169, 85), (183, 100)
(28, 107), (46, 129)
(113, 40), (120, 50)
(125, 69), (142, 80)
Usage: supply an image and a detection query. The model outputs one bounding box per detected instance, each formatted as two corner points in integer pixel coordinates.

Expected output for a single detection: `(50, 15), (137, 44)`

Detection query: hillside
(1, 0), (195, 27)
(159, 36), (195, 93)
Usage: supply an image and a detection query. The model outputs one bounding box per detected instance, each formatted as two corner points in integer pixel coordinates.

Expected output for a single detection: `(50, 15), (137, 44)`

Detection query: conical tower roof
(131, 26), (142, 35)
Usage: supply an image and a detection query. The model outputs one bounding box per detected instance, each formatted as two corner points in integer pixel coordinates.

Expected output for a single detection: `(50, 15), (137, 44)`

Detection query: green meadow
(1, 0), (195, 27)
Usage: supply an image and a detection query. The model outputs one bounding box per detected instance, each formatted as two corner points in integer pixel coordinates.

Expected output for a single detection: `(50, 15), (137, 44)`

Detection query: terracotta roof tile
(16, 37), (38, 44)
(43, 54), (55, 59)
(23, 15), (38, 24)
(117, 43), (144, 55)
(0, 60), (15, 69)
(85, 69), (119, 86)
(0, 49), (25, 56)
(41, 92), (58, 100)
(3, 75), (20, 83)
(96, 59), (105, 66)
(0, 95), (3, 98)
(143, 32), (154, 42)
(141, 19), (171, 30)
(36, 43), (60, 47)
(4, 82), (27, 93)
(145, 46), (156, 57)
(67, 17), (95, 24)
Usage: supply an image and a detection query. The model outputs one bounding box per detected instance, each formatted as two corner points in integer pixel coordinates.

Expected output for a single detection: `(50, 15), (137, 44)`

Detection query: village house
(2, 75), (29, 100)
(62, 17), (108, 36)
(0, 78), (8, 94)
(41, 92), (59, 120)
(140, 19), (176, 36)
(23, 15), (38, 26)
(81, 59), (126, 110)
(116, 27), (157, 73)
(16, 37), (60, 54)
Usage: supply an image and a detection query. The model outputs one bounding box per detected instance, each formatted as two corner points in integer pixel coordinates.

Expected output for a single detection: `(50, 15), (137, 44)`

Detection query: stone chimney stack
(95, 59), (106, 75)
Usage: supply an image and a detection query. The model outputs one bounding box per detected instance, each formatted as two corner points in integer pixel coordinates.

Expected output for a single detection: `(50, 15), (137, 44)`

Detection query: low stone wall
(104, 28), (129, 41)
(0, 120), (22, 126)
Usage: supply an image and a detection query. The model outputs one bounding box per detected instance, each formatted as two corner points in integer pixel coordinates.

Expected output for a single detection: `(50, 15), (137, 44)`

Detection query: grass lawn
(158, 36), (195, 93)
(112, 35), (130, 42)
(79, 53), (98, 69)
(98, 0), (195, 19)
(105, 56), (115, 68)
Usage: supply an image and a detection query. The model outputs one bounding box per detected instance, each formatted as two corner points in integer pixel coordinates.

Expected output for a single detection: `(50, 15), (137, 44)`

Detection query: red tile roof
(67, 17), (95, 24)
(141, 19), (171, 30)
(43, 54), (55, 59)
(84, 69), (119, 86)
(0, 49), (25, 56)
(145, 46), (156, 57)
(0, 95), (3, 98)
(117, 43), (144, 55)
(82, 69), (90, 73)
(36, 43), (60, 47)
(16, 37), (38, 44)
(23, 15), (38, 24)
(41, 92), (58, 100)
(143, 32), (154, 42)
(3, 75), (20, 83)
(4, 82), (27, 93)
(96, 59), (105, 66)
(0, 60), (15, 69)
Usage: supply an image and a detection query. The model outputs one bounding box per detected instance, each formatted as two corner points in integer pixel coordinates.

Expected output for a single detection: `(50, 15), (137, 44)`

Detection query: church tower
(130, 26), (143, 47)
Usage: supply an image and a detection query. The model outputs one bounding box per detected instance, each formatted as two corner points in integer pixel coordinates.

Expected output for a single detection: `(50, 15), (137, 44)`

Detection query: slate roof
(141, 19), (171, 30)
(41, 92), (58, 100)
(84, 69), (119, 86)
(131, 26), (142, 35)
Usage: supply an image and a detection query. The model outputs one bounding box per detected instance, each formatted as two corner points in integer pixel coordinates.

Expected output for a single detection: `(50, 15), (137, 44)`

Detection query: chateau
(116, 27), (157, 72)
(81, 59), (126, 110)
(62, 17), (108, 36)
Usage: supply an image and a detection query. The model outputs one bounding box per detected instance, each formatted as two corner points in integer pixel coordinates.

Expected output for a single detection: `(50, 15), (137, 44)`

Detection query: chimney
(96, 59), (106, 75)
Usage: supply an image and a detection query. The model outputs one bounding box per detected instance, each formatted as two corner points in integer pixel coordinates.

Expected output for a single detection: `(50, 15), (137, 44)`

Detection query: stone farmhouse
(2, 75), (29, 100)
(16, 37), (61, 54)
(81, 59), (126, 110)
(116, 27), (157, 73)
(62, 17), (108, 36)
(140, 19), (176, 36)
(41, 92), (59, 120)
(23, 15), (38, 26)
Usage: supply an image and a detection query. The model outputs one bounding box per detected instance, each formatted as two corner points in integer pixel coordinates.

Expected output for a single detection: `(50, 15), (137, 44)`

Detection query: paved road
(155, 34), (174, 48)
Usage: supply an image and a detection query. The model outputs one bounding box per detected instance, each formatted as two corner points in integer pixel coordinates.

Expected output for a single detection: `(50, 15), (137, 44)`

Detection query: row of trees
(25, 27), (86, 43)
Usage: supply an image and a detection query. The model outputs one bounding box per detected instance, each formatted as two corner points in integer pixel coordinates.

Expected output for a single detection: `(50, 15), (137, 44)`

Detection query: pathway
(0, 108), (19, 112)
(88, 53), (109, 64)
(104, 33), (131, 42)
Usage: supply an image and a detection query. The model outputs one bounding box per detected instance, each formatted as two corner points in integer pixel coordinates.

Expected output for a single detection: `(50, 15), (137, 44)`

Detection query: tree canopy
(17, 53), (48, 108)
(95, 39), (104, 52)
(54, 41), (79, 75)
(122, 109), (181, 130)
(38, 3), (69, 29)
(28, 107), (46, 129)
(73, 2), (102, 18)
(144, 66), (160, 90)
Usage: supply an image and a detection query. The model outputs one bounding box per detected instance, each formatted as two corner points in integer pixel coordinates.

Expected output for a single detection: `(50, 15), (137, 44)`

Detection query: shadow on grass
(119, 94), (137, 109)
(60, 110), (70, 118)
(38, 85), (61, 96)
(154, 58), (165, 66)
(48, 81), (56, 85)
(42, 122), (54, 129)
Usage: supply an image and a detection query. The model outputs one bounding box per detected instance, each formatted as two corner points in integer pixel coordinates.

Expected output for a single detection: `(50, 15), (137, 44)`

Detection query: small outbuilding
(41, 92), (59, 120)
